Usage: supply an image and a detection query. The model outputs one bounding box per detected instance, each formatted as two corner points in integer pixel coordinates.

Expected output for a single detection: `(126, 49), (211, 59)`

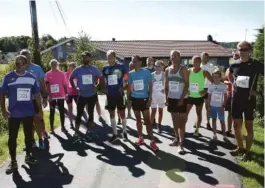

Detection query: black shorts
(231, 97), (255, 121)
(131, 97), (149, 112)
(187, 97), (204, 106)
(105, 94), (126, 111)
(225, 96), (232, 112)
(167, 98), (187, 113)
(66, 95), (78, 104)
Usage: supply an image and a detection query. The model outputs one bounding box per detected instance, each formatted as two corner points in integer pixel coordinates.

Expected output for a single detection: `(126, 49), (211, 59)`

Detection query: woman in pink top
(45, 59), (67, 132)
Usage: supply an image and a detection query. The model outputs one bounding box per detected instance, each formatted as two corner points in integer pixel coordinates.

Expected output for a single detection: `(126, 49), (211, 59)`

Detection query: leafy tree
(253, 27), (264, 124)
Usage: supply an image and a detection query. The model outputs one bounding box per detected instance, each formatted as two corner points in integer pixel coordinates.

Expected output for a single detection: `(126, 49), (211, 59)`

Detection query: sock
(122, 119), (127, 133)
(110, 118), (118, 135)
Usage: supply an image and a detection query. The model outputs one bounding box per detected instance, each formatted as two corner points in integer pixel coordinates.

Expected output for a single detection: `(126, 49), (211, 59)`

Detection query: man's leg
(178, 113), (187, 154)
(109, 109), (118, 142)
(169, 112), (179, 146)
(204, 98), (211, 129)
(85, 95), (97, 133)
(194, 104), (203, 136)
(58, 99), (66, 131)
(66, 96), (74, 127)
(6, 117), (20, 174)
(75, 96), (86, 136)
(150, 108), (157, 126)
(49, 100), (56, 132)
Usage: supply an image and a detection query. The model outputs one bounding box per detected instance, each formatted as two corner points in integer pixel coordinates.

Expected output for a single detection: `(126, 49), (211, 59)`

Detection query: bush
(0, 111), (8, 135)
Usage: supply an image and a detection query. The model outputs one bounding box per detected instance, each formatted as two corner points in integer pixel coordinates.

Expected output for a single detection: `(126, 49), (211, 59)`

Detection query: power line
(55, 0), (71, 37)
(49, 1), (59, 24)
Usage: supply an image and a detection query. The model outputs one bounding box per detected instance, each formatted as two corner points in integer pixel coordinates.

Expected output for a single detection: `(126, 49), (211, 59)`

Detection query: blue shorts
(210, 106), (225, 120)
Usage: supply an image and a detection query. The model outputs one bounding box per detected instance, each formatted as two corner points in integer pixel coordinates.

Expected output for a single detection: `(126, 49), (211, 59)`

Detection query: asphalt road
(0, 95), (258, 188)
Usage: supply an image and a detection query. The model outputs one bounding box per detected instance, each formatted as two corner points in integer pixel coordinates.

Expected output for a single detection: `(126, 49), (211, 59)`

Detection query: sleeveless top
(168, 65), (185, 99)
(152, 72), (165, 98)
(189, 68), (205, 98)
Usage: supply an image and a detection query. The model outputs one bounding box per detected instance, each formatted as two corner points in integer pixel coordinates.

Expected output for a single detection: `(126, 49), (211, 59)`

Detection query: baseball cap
(81, 51), (91, 57)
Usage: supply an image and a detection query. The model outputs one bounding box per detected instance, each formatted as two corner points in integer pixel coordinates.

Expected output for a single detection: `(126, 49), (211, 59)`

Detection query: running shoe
(239, 152), (251, 161)
(212, 135), (218, 141)
(43, 131), (50, 139)
(150, 141), (159, 151)
(109, 135), (119, 143)
(6, 161), (18, 174)
(169, 138), (179, 146)
(25, 155), (38, 165)
(206, 123), (211, 130)
(135, 137), (144, 145)
(178, 145), (185, 155)
(230, 147), (244, 156)
(157, 124), (162, 133)
(122, 132), (128, 141)
(194, 129), (199, 136)
(72, 133), (80, 143)
(39, 139), (45, 150)
(32, 140), (37, 148)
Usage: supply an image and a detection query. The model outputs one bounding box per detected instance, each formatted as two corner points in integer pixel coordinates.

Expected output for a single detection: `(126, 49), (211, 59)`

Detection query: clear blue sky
(0, 0), (263, 42)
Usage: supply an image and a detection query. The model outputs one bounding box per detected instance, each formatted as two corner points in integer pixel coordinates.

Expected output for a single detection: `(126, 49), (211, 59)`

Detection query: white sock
(110, 118), (118, 135)
(122, 119), (127, 133)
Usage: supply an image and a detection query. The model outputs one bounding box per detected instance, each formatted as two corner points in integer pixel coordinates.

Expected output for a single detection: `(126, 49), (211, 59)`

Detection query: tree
(253, 26), (264, 124)
(68, 30), (98, 65)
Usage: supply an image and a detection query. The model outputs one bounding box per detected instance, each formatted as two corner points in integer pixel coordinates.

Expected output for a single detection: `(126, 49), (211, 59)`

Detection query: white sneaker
(212, 135), (217, 141)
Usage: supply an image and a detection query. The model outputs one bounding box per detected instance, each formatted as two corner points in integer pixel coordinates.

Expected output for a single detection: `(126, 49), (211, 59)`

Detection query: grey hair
(170, 50), (180, 56)
(49, 59), (59, 66)
(20, 49), (31, 55)
(106, 50), (116, 57)
(155, 60), (164, 66)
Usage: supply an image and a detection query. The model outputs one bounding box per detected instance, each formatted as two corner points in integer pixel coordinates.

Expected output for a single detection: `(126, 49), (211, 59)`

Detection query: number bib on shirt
(50, 84), (59, 93)
(82, 75), (92, 85)
(17, 88), (30, 101)
(108, 75), (118, 86)
(133, 80), (144, 91)
(211, 92), (223, 103)
(169, 81), (179, 92)
(236, 76), (250, 88)
(190, 83), (199, 92)
(154, 81), (163, 91)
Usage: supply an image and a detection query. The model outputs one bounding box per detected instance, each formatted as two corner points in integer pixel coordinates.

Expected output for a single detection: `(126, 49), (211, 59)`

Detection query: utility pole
(29, 0), (41, 66)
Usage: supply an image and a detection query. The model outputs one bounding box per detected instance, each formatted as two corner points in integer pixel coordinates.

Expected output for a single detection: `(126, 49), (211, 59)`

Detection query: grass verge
(0, 111), (60, 165)
(240, 121), (264, 188)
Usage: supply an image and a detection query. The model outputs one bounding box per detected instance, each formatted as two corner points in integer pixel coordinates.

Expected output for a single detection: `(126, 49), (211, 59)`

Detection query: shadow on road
(12, 152), (73, 188)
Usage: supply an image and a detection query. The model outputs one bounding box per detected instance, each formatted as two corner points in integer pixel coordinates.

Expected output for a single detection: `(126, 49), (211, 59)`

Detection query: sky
(0, 0), (264, 42)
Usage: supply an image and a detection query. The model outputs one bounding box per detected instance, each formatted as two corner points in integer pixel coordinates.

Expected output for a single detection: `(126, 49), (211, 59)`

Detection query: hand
(36, 111), (43, 120)
(199, 90), (206, 96)
(146, 99), (151, 108)
(165, 101), (168, 106)
(2, 110), (10, 120)
(177, 99), (184, 106)
(42, 98), (48, 108)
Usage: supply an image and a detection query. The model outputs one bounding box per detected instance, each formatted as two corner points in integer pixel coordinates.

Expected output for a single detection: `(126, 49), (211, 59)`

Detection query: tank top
(152, 72), (165, 97)
(189, 68), (205, 98)
(168, 65), (185, 99)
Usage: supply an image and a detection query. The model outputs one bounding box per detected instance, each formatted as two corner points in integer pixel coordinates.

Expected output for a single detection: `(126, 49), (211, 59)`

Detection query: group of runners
(0, 40), (263, 174)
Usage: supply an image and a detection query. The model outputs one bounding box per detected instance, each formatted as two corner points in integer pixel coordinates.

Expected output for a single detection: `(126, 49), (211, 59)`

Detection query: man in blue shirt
(0, 55), (42, 174)
(101, 50), (128, 142)
(70, 51), (101, 142)
(127, 55), (158, 151)
(20, 49), (48, 150)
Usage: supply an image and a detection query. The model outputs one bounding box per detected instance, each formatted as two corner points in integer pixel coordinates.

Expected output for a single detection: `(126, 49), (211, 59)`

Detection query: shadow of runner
(124, 140), (218, 185)
(12, 152), (73, 188)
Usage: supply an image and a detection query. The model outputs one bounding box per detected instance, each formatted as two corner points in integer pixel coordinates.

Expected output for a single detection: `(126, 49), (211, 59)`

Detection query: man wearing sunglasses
(0, 55), (42, 174)
(229, 41), (264, 161)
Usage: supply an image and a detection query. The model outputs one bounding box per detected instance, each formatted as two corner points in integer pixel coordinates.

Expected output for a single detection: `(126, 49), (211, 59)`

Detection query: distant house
(41, 37), (233, 71)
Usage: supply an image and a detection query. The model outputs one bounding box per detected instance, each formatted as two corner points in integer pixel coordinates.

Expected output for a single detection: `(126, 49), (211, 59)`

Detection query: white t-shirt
(201, 63), (216, 88)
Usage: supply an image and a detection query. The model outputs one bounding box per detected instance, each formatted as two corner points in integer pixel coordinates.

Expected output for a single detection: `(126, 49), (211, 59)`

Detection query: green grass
(240, 122), (264, 188)
(0, 111), (60, 165)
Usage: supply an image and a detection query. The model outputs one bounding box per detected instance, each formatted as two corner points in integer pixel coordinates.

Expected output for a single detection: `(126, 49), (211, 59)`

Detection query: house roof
(90, 40), (233, 59)
(40, 38), (233, 59)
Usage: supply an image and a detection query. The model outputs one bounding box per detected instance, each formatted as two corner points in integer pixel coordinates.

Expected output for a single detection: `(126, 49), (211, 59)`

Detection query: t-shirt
(65, 71), (78, 96)
(208, 83), (227, 107)
(26, 63), (45, 87)
(229, 59), (264, 101)
(128, 68), (152, 99)
(145, 67), (155, 73)
(45, 70), (67, 99)
(102, 63), (127, 96)
(201, 63), (216, 88)
(152, 72), (165, 99)
(0, 71), (40, 118)
(70, 65), (101, 97)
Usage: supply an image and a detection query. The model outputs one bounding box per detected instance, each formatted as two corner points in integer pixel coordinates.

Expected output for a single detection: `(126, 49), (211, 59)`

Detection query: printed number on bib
(17, 88), (30, 101)
(50, 84), (59, 93)
(211, 92), (223, 103)
(108, 75), (118, 85)
(190, 83), (199, 92)
(154, 81), (163, 91)
(133, 80), (144, 91)
(236, 76), (250, 88)
(169, 81), (179, 92)
(82, 75), (92, 85)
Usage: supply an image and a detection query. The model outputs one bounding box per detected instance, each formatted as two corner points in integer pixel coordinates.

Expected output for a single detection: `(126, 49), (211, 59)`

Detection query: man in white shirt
(200, 52), (216, 130)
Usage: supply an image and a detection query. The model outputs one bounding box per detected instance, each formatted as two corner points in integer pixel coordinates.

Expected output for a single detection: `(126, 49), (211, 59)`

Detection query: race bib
(236, 76), (250, 88)
(190, 83), (199, 92)
(50, 84), (59, 93)
(169, 81), (179, 92)
(133, 80), (144, 91)
(108, 75), (118, 86)
(154, 81), (163, 91)
(211, 92), (223, 103)
(82, 75), (92, 85)
(17, 88), (30, 101)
